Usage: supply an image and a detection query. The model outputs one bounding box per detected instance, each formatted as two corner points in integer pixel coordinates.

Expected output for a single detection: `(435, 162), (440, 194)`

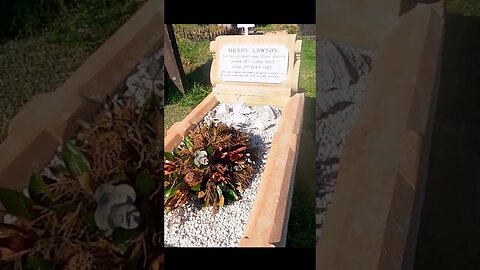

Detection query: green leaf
(173, 147), (181, 156)
(229, 190), (239, 201)
(216, 186), (222, 198)
(183, 137), (193, 150)
(206, 146), (213, 155)
(28, 172), (51, 205)
(62, 140), (91, 179)
(0, 188), (35, 220)
(26, 255), (55, 270)
(49, 164), (69, 175)
(191, 183), (201, 191)
(135, 169), (155, 195)
(164, 151), (175, 161)
(82, 212), (96, 227)
(224, 189), (239, 202)
(219, 183), (226, 191)
(164, 187), (173, 199)
(165, 182), (184, 199)
(113, 228), (139, 246)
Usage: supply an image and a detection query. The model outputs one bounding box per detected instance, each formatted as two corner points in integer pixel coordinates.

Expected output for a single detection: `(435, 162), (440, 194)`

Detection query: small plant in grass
(0, 91), (163, 269)
(164, 122), (256, 213)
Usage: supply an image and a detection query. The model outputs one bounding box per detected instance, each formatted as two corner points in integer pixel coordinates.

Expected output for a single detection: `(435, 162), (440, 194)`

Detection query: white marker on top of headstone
(237, 24), (255, 35)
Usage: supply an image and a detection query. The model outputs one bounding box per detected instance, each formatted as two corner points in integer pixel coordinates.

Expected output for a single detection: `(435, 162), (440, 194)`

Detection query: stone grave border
(316, 2), (444, 269)
(165, 92), (304, 247)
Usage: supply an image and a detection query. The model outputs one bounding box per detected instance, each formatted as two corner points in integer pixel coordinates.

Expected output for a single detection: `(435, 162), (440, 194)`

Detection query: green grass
(0, 1), (142, 142)
(1, 0), (143, 42)
(447, 0), (480, 16)
(164, 25), (316, 247)
(42, 0), (143, 47)
(299, 37), (316, 98)
(175, 39), (211, 73)
(164, 26), (212, 130)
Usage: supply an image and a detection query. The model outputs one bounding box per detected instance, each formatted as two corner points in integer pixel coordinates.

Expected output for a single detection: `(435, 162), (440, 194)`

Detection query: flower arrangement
(164, 122), (256, 213)
(0, 93), (163, 270)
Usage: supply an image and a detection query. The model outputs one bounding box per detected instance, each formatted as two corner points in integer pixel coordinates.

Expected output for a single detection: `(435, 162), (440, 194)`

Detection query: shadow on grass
(286, 95), (316, 248)
(164, 60), (213, 130)
(414, 13), (480, 269)
(185, 58), (212, 87)
(165, 59), (212, 106)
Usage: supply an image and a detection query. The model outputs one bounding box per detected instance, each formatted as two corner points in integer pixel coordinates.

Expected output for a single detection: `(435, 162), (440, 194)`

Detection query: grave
(316, 1), (444, 269)
(164, 31), (304, 247)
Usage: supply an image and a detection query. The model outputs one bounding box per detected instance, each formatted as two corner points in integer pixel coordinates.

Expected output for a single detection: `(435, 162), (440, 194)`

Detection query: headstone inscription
(218, 45), (289, 84)
(209, 34), (302, 107)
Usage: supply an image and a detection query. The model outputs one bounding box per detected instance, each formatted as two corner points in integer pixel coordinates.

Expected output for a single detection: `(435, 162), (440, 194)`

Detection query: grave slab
(164, 34), (304, 247)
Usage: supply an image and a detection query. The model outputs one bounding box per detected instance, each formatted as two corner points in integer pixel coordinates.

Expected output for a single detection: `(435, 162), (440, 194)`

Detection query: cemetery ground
(164, 25), (316, 247)
(414, 2), (480, 269)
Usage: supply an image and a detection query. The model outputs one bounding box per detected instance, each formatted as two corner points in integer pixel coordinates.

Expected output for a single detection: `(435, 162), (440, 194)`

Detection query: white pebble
(316, 39), (375, 240)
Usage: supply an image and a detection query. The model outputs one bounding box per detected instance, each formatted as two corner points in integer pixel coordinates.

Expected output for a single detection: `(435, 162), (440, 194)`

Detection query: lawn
(164, 24), (316, 247)
(0, 0), (144, 142)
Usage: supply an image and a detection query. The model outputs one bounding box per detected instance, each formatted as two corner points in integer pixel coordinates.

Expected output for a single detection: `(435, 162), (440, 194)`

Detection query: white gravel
(316, 39), (375, 241)
(164, 103), (282, 247)
(124, 45), (164, 108)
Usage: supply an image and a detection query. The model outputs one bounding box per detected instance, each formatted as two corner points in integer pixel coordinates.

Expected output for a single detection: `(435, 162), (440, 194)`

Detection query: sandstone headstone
(210, 34), (302, 107)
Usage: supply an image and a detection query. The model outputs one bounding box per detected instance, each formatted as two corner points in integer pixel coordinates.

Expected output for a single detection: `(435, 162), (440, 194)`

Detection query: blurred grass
(0, 0), (143, 141)
(447, 0), (480, 16)
(164, 25), (316, 247)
